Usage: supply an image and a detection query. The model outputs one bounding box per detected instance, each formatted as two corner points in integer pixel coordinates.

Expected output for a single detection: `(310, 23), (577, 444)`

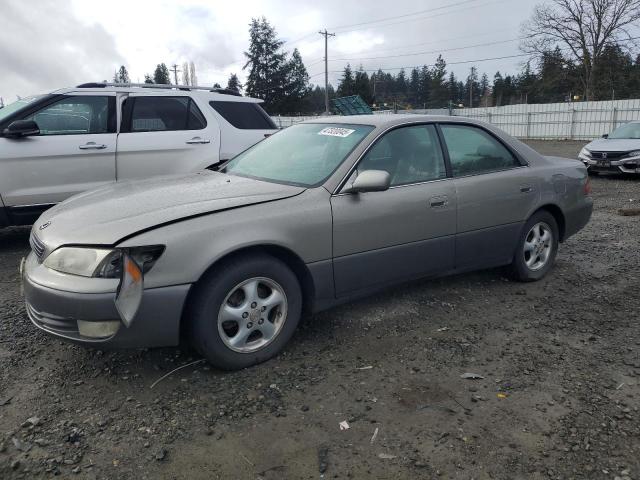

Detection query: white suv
(0, 83), (277, 227)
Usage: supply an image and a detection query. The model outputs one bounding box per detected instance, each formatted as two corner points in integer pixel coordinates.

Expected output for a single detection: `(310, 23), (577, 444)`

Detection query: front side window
(129, 96), (206, 132)
(224, 123), (374, 187)
(357, 124), (446, 186)
(25, 96), (110, 135)
(210, 101), (276, 129)
(440, 124), (520, 176)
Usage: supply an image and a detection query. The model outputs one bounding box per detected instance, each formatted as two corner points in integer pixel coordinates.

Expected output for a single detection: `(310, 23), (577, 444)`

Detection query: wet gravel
(0, 140), (639, 479)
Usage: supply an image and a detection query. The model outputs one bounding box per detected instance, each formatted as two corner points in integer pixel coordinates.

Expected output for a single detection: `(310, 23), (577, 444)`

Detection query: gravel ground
(1, 140), (639, 480)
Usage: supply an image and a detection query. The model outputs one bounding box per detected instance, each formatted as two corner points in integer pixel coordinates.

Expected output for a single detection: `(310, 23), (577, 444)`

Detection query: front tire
(188, 254), (302, 370)
(510, 211), (559, 282)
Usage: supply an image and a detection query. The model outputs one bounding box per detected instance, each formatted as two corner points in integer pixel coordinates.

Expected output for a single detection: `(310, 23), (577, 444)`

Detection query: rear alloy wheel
(189, 254), (302, 370)
(511, 211), (559, 282)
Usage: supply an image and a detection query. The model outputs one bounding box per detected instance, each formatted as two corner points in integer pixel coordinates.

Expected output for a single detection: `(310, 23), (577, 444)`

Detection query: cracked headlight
(44, 246), (164, 278)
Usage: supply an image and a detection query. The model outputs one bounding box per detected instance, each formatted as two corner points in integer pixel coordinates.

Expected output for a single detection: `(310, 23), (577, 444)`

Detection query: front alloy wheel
(189, 254), (302, 370)
(218, 277), (287, 353)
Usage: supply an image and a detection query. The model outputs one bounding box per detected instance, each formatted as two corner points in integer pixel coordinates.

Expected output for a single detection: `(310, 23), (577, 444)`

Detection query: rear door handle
(186, 137), (211, 144)
(520, 184), (533, 193)
(79, 142), (107, 150)
(430, 195), (448, 208)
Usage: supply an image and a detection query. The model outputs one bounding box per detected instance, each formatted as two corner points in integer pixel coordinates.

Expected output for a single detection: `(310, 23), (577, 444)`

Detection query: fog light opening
(77, 320), (121, 338)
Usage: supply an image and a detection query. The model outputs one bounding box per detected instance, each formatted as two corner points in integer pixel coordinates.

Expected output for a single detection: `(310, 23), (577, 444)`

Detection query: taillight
(583, 177), (592, 196)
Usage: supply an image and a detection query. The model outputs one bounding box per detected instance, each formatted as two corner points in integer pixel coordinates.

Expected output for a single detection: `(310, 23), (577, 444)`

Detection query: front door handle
(520, 184), (534, 193)
(430, 195), (448, 208)
(186, 137), (211, 144)
(79, 142), (107, 150)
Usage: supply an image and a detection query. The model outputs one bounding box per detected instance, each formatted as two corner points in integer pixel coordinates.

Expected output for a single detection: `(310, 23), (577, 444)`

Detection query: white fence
(273, 98), (640, 140)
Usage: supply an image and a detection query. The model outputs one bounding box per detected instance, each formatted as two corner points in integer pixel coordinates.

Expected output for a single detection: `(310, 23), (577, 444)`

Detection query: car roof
(301, 114), (486, 128)
(50, 86), (264, 103)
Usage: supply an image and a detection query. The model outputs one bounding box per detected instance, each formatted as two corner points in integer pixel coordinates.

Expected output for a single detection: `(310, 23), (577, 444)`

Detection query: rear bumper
(23, 273), (190, 348)
(564, 199), (593, 241)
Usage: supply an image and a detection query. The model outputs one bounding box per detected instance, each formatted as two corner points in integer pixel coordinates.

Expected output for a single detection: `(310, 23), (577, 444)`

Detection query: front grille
(29, 232), (46, 261)
(590, 151), (627, 160)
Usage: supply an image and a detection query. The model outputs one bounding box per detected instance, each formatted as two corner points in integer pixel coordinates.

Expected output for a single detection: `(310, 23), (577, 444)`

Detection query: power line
(329, 0), (481, 31)
(330, 0), (505, 34)
(329, 37), (522, 63)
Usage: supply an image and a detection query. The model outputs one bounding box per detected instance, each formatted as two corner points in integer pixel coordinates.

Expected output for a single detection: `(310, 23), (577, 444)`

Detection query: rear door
(116, 94), (220, 179)
(0, 93), (116, 221)
(438, 123), (540, 270)
(208, 100), (278, 161)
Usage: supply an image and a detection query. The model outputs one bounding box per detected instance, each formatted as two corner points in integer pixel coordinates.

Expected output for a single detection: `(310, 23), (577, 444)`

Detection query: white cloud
(2, 0), (541, 102)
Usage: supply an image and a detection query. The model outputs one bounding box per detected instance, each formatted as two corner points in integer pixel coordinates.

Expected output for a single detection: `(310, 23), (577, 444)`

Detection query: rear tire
(510, 211), (559, 282)
(188, 254), (302, 370)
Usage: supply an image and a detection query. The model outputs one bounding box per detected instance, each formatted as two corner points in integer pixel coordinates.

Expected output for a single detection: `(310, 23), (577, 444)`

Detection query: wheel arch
(532, 204), (566, 242)
(180, 244), (317, 336)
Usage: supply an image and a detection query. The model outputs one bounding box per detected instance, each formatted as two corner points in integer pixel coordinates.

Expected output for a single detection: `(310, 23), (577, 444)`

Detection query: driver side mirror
(342, 170), (391, 194)
(602, 133), (609, 139)
(3, 120), (40, 138)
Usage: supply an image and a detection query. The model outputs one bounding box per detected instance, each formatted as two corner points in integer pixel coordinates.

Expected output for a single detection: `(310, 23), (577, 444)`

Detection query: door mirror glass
(342, 170), (391, 194)
(3, 120), (40, 138)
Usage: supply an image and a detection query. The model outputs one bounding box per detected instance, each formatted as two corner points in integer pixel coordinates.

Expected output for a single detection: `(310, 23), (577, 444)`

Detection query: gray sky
(1, 0), (541, 102)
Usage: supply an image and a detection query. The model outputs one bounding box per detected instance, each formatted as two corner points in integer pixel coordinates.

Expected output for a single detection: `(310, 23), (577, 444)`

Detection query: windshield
(0, 96), (44, 123)
(224, 123), (374, 187)
(609, 122), (640, 139)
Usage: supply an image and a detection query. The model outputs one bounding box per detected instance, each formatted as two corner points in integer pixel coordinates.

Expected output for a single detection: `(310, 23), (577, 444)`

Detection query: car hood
(34, 171), (305, 248)
(585, 138), (640, 152)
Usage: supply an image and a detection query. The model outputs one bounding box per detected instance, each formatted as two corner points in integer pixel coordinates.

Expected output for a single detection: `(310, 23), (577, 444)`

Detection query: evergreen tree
(113, 66), (130, 84)
(336, 64), (355, 97)
(144, 74), (154, 84)
(243, 17), (289, 113)
(354, 66), (373, 104)
(226, 73), (242, 93)
(283, 48), (310, 111)
(418, 66), (431, 107)
(429, 55), (448, 107)
(153, 63), (171, 84)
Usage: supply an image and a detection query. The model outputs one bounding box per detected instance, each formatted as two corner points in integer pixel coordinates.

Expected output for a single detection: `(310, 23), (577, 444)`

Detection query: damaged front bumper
(22, 253), (189, 348)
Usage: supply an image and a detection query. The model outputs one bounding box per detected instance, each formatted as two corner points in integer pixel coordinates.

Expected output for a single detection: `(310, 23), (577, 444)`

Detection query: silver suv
(0, 82), (277, 227)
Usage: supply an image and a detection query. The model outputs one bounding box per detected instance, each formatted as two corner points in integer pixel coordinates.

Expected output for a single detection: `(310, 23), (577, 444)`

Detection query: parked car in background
(22, 115), (592, 370)
(579, 121), (640, 174)
(0, 83), (277, 227)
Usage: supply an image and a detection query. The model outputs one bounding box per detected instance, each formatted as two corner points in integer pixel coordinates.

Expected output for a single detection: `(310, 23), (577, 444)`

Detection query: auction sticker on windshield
(318, 127), (355, 138)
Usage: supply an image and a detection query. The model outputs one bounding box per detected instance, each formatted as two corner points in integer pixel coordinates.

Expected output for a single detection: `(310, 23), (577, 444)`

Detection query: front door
(331, 124), (457, 296)
(116, 94), (221, 179)
(0, 93), (117, 223)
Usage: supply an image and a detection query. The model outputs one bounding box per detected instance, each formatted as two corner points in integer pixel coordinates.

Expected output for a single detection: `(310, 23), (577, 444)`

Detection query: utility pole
(170, 64), (181, 85)
(319, 29), (335, 115)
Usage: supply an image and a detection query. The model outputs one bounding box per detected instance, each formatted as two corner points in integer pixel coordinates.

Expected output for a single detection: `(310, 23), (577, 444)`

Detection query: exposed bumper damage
(22, 253), (189, 348)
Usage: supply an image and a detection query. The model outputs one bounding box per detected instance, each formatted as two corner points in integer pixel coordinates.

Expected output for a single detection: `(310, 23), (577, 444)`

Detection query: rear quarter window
(210, 101), (276, 130)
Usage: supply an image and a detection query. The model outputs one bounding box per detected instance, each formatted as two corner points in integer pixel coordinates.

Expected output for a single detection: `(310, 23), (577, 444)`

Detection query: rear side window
(127, 97), (206, 132)
(440, 124), (520, 176)
(209, 101), (276, 129)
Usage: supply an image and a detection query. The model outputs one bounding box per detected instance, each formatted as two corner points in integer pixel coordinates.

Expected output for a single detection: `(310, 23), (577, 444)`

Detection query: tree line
(109, 0), (640, 115)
